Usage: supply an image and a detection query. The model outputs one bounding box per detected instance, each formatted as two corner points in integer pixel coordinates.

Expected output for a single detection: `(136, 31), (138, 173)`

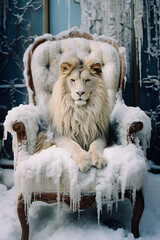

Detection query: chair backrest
(23, 28), (126, 111)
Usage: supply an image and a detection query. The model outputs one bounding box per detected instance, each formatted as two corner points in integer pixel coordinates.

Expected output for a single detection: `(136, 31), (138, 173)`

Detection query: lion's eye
(70, 79), (75, 83)
(85, 79), (90, 83)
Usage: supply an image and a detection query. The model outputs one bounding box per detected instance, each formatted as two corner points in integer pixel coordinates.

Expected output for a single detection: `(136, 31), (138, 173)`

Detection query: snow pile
(1, 171), (160, 240)
(0, 168), (14, 189)
(110, 93), (151, 153)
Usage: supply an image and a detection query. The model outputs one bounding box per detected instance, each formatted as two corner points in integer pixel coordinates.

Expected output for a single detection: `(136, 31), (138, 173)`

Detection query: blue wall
(49, 0), (81, 35)
(0, 1), (44, 159)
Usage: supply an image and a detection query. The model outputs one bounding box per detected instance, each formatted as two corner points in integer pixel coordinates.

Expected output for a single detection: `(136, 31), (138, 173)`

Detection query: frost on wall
(80, 0), (160, 163)
(0, 0), (43, 159)
(140, 0), (160, 162)
(80, 0), (133, 77)
(80, 0), (159, 83)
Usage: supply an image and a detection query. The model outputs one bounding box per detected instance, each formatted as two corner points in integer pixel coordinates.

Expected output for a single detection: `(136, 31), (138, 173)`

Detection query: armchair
(4, 28), (151, 240)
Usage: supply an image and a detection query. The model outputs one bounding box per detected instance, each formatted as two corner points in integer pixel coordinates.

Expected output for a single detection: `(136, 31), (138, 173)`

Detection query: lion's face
(60, 58), (102, 106)
(66, 68), (96, 106)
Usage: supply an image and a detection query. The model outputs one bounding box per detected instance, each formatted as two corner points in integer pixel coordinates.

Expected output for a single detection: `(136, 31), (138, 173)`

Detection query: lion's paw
(75, 152), (92, 173)
(90, 152), (107, 169)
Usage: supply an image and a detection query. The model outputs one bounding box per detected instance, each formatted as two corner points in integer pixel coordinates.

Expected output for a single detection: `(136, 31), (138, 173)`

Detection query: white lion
(48, 58), (111, 172)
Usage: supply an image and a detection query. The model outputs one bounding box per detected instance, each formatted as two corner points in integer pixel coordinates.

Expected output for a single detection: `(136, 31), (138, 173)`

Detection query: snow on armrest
(4, 104), (41, 155)
(110, 93), (151, 153)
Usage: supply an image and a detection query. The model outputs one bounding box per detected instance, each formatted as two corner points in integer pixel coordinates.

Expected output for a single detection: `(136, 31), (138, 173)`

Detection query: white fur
(48, 59), (111, 172)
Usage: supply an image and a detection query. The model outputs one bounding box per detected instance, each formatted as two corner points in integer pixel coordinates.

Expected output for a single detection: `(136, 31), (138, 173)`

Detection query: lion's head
(60, 58), (102, 107)
(48, 58), (111, 150)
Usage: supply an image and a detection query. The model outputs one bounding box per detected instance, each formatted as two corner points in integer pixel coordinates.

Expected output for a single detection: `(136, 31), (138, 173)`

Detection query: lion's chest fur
(54, 99), (109, 150)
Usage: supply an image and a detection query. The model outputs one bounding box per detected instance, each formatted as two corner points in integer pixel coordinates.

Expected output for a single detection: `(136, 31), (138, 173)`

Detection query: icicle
(145, 0), (151, 61)
(79, 0), (132, 78)
(138, 37), (142, 87)
(96, 191), (102, 226)
(154, 1), (160, 86)
(132, 187), (136, 206)
(56, 178), (60, 223)
(78, 207), (81, 220)
(133, 0), (143, 87)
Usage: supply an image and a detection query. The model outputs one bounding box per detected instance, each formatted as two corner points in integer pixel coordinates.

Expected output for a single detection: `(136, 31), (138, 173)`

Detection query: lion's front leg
(56, 136), (92, 173)
(89, 137), (107, 169)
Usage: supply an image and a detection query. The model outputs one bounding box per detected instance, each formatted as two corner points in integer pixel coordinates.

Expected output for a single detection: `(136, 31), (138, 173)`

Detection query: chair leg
(17, 194), (29, 240)
(131, 190), (144, 238)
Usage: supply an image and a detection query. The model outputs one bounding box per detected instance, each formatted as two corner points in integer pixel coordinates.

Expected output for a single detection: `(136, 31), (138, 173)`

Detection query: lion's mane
(48, 67), (111, 150)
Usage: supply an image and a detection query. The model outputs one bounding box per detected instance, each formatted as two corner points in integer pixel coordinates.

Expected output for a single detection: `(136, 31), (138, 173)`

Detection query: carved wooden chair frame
(12, 30), (144, 240)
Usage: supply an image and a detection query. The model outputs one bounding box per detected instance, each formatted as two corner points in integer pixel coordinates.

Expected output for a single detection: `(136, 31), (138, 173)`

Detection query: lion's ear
(60, 62), (73, 75)
(90, 63), (102, 76)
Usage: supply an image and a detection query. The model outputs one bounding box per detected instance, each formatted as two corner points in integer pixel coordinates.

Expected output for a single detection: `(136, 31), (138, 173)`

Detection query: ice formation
(79, 0), (132, 77)
(133, 0), (143, 86)
(79, 0), (160, 89)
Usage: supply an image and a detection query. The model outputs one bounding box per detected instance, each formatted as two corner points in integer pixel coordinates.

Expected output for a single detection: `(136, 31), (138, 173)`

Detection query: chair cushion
(15, 143), (148, 206)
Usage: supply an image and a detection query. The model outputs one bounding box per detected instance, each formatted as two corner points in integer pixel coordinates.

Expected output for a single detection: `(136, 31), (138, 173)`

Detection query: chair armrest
(110, 97), (151, 152)
(12, 122), (27, 143)
(4, 104), (41, 155)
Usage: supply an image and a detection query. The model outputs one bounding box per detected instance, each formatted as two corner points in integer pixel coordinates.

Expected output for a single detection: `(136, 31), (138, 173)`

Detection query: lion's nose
(76, 91), (85, 97)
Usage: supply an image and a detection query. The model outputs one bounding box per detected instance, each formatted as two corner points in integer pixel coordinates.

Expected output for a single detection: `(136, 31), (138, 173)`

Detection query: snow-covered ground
(0, 168), (160, 240)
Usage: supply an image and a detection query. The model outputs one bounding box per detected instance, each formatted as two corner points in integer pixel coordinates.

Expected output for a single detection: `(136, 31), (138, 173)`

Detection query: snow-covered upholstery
(4, 28), (151, 239)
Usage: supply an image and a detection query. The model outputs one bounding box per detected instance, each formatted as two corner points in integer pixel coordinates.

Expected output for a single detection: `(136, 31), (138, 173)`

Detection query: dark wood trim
(12, 122), (27, 143)
(131, 190), (144, 238)
(17, 194), (29, 240)
(43, 0), (49, 33)
(0, 162), (14, 169)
